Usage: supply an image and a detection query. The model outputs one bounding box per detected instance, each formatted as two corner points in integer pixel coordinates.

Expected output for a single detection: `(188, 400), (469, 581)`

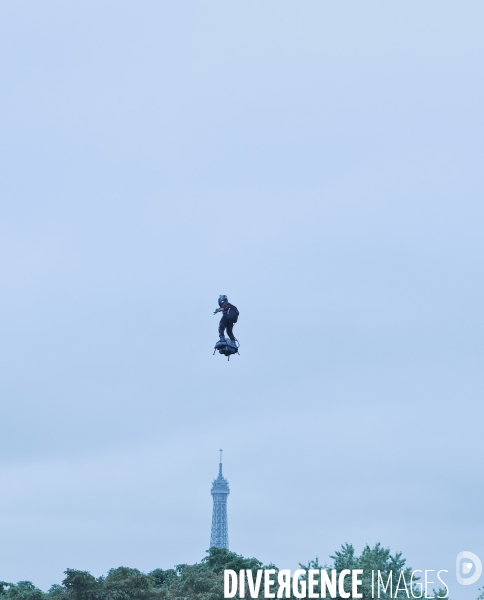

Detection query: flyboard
(213, 338), (240, 361)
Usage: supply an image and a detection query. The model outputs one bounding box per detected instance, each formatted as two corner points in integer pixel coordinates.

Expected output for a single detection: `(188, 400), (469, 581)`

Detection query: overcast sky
(0, 1), (483, 596)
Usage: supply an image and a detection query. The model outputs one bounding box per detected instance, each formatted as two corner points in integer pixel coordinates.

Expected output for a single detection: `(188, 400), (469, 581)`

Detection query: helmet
(218, 295), (228, 307)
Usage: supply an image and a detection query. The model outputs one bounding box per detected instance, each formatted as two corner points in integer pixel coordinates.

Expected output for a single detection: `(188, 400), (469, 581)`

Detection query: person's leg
(226, 322), (235, 342)
(218, 318), (226, 340)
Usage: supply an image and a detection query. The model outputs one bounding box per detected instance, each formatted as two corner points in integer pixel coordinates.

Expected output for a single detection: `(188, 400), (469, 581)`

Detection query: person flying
(213, 295), (239, 347)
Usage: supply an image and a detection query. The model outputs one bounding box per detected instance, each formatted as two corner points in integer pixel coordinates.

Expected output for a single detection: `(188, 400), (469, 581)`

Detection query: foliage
(157, 564), (221, 600)
(0, 544), (455, 600)
(297, 544), (449, 600)
(332, 542), (416, 600)
(0, 581), (45, 600)
(200, 547), (264, 574)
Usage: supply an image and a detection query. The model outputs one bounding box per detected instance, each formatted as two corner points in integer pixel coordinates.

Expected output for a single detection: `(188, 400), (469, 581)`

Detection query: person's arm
(213, 307), (222, 315)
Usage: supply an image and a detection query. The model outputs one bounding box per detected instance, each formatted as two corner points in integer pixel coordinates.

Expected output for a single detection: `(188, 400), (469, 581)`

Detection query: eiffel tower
(210, 449), (230, 549)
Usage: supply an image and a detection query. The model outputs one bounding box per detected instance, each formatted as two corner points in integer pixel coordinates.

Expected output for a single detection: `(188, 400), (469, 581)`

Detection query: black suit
(218, 303), (237, 341)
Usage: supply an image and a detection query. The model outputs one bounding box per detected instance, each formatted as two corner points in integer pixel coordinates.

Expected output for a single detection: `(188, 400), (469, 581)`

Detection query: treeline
(0, 543), (449, 600)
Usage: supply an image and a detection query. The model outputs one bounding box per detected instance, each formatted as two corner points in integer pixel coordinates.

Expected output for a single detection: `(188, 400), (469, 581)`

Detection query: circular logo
(456, 552), (482, 586)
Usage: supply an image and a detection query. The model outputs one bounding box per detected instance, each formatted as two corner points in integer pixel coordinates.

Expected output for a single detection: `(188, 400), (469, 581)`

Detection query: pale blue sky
(0, 1), (483, 595)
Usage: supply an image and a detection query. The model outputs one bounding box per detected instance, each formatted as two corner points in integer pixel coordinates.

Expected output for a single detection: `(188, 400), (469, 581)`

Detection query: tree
(0, 581), (45, 600)
(147, 569), (176, 589)
(103, 567), (161, 600)
(61, 570), (100, 600)
(298, 544), (448, 600)
(157, 564), (221, 600)
(201, 547), (265, 574)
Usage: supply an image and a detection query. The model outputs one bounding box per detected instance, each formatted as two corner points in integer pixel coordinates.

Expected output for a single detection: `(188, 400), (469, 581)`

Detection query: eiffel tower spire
(210, 449), (230, 549)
